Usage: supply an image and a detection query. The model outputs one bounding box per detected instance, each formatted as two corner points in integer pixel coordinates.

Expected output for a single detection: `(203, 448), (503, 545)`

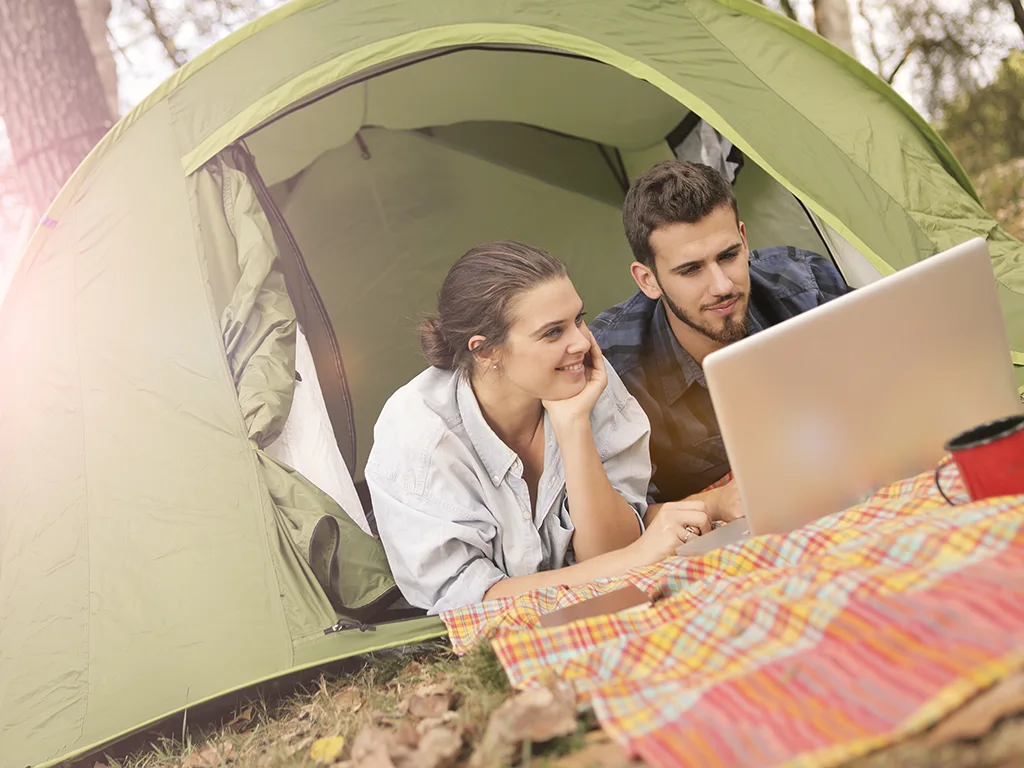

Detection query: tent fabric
(2, 1), (1023, 766)
(266, 324), (373, 536)
(196, 154), (399, 611)
(272, 123), (838, 474)
(276, 125), (635, 473)
(14, 1), (1021, 363)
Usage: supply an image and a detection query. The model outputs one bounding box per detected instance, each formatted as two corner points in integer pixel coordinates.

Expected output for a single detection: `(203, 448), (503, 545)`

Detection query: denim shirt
(365, 363), (652, 614)
(592, 246), (852, 502)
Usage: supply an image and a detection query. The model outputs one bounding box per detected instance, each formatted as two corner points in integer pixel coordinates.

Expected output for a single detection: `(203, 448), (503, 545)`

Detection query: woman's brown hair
(420, 241), (567, 373)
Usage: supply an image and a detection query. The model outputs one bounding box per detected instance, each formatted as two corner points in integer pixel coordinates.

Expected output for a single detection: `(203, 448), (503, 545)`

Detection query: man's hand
(710, 481), (745, 522)
(644, 481), (745, 527)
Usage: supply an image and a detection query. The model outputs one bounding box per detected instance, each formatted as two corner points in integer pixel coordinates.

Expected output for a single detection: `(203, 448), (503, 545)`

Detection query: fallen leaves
(400, 661), (424, 679)
(179, 742), (235, 768)
(319, 677), (464, 768)
(334, 687), (365, 714)
(167, 660), (603, 768)
(405, 681), (454, 719)
(469, 682), (578, 768)
(310, 737), (347, 763)
(344, 718), (462, 768)
(224, 706), (254, 734)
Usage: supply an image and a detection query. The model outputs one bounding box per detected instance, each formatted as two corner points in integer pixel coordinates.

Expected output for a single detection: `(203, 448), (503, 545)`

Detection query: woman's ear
(469, 335), (500, 371)
(468, 335), (490, 361)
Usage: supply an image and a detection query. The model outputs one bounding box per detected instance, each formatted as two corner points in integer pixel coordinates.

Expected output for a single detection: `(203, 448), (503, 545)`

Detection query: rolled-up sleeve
(365, 470), (507, 614)
(592, 363), (653, 529)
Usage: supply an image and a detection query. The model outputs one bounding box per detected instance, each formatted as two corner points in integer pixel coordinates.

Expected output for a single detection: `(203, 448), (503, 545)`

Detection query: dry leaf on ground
(414, 726), (463, 768)
(310, 736), (347, 763)
(334, 687), (365, 713)
(405, 680), (454, 719)
(180, 742), (235, 768)
(469, 683), (578, 768)
(416, 711), (460, 736)
(928, 672), (1024, 745)
(349, 743), (397, 768)
(224, 706), (253, 733)
(401, 661), (424, 679)
(350, 714), (464, 768)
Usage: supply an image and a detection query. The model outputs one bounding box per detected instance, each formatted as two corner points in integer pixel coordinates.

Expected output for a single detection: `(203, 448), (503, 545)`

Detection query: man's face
(634, 205), (752, 345)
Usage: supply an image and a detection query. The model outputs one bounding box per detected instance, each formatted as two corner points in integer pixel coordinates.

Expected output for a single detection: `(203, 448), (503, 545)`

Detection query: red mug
(937, 414), (1024, 503)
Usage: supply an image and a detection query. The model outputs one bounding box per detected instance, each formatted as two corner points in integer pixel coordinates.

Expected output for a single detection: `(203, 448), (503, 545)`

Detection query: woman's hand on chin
(542, 324), (608, 429)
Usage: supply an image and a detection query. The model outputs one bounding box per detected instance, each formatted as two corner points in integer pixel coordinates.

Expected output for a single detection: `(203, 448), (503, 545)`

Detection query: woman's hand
(626, 500), (712, 568)
(542, 324), (608, 428)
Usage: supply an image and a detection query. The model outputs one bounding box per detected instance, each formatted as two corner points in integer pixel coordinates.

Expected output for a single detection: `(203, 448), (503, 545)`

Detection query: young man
(591, 160), (851, 524)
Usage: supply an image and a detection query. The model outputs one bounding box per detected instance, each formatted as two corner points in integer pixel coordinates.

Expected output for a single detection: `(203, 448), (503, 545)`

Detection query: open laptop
(676, 237), (1020, 557)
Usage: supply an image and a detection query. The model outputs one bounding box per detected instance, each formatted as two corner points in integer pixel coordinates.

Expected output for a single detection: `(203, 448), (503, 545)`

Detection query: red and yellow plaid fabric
(441, 466), (1024, 767)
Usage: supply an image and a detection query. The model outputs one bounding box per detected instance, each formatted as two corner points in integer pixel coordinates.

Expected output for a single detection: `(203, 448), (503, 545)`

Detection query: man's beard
(658, 277), (749, 345)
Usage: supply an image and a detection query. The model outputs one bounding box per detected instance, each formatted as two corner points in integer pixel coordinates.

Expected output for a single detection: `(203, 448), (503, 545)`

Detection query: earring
(492, 363), (498, 370)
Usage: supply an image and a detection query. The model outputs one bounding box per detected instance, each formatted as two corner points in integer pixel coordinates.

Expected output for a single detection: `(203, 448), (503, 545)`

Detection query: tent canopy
(2, 1), (1022, 766)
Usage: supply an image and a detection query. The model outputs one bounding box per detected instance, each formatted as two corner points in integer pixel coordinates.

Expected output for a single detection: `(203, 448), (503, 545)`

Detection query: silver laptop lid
(703, 237), (1019, 536)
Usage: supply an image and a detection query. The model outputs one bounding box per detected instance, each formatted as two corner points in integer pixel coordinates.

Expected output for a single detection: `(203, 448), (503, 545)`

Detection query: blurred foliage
(939, 51), (1024, 237)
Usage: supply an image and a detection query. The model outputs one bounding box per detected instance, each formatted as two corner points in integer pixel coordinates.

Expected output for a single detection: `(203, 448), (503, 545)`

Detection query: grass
(90, 640), (609, 768)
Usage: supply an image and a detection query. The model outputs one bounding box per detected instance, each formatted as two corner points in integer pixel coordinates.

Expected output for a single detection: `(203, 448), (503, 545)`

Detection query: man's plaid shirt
(591, 246), (852, 503)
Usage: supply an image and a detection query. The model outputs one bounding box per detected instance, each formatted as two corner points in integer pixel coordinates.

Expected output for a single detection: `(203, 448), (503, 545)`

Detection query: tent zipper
(229, 141), (359, 471)
(229, 141), (406, 623)
(323, 607), (430, 636)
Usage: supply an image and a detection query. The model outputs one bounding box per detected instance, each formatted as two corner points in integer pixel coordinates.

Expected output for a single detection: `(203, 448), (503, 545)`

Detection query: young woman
(365, 242), (711, 614)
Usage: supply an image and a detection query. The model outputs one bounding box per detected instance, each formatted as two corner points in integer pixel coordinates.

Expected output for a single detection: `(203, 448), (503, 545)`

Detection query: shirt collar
(650, 299), (707, 405)
(456, 374), (519, 486)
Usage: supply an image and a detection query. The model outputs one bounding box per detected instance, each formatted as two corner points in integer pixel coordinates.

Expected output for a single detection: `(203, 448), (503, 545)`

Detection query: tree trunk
(0, 0), (114, 217)
(74, 0), (118, 117)
(778, 0), (799, 21)
(813, 0), (858, 58)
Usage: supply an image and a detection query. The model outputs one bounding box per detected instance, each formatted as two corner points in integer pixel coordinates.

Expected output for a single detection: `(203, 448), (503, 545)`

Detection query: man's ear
(630, 261), (663, 301)
(739, 220), (749, 251)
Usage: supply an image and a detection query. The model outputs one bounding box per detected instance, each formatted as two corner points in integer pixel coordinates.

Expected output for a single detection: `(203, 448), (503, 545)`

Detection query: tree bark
(74, 0), (118, 117)
(0, 0), (114, 216)
(813, 0), (858, 58)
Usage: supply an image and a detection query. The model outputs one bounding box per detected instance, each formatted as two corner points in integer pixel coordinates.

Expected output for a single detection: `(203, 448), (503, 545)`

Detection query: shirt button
(523, 512), (530, 521)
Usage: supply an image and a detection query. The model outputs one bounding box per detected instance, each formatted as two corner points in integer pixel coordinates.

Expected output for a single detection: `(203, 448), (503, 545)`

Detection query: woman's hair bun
(419, 313), (457, 370)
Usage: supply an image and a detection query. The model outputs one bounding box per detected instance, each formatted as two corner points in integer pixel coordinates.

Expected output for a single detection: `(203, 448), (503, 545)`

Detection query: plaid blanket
(441, 466), (1024, 768)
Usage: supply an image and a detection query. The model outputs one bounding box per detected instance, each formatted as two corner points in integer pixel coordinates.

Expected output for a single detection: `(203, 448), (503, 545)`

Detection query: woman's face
(486, 276), (591, 402)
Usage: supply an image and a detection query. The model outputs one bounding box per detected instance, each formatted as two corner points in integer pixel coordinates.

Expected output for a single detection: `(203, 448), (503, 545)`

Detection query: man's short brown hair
(622, 160), (739, 268)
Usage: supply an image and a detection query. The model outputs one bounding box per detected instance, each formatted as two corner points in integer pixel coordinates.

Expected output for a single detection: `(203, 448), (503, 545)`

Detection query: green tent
(2, 0), (1022, 765)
